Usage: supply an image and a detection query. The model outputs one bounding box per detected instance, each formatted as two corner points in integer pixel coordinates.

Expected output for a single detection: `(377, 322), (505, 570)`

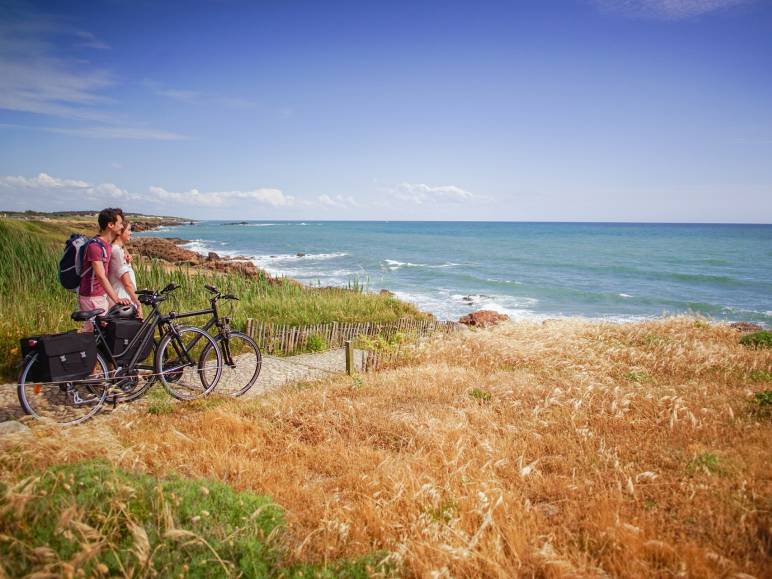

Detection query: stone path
(0, 347), (363, 424)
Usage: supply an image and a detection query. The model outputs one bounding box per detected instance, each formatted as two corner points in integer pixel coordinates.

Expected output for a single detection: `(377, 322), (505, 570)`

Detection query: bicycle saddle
(71, 308), (105, 321)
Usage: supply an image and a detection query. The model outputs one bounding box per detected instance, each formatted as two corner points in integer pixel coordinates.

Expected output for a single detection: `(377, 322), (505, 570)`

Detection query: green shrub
(750, 390), (772, 418)
(306, 333), (328, 352)
(740, 331), (772, 349)
(749, 370), (772, 382)
(0, 460), (397, 578)
(624, 370), (650, 383)
(147, 387), (174, 415)
(687, 452), (722, 475)
(469, 388), (492, 403)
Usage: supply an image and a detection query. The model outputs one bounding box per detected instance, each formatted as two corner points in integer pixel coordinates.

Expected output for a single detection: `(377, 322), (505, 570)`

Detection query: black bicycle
(17, 283), (223, 425)
(174, 284), (262, 397)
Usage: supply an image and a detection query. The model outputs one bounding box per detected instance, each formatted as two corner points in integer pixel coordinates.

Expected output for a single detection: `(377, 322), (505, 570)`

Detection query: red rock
(729, 322), (764, 333)
(458, 310), (510, 328)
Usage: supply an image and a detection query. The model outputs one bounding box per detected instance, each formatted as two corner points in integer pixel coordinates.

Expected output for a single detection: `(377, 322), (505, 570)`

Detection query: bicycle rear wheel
(18, 353), (110, 425)
(155, 326), (222, 400)
(200, 332), (262, 397)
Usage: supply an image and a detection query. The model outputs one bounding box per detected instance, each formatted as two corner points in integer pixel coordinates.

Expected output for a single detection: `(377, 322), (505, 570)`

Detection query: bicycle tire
(200, 332), (262, 397)
(18, 352), (110, 425)
(155, 326), (222, 401)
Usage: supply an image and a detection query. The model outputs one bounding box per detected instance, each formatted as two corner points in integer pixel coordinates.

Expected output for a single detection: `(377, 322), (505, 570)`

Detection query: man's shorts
(78, 294), (108, 332)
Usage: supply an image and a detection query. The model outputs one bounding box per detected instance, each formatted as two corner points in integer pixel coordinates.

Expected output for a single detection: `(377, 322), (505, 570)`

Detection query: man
(79, 208), (131, 331)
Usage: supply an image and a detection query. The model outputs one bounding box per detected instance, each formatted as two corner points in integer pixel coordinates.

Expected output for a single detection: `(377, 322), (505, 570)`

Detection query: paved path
(0, 348), (363, 423)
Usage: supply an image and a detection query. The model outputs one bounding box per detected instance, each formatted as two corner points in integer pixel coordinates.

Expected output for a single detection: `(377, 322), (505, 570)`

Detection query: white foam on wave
(383, 259), (460, 271)
(181, 239), (230, 254)
(250, 252), (348, 265)
(244, 223), (276, 227)
(390, 289), (541, 321)
(619, 293), (633, 298)
(246, 252), (351, 279)
(451, 293), (538, 308)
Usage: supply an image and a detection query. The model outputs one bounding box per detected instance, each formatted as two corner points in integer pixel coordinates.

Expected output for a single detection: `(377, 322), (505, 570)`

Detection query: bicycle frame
(93, 295), (199, 381)
(166, 294), (237, 366)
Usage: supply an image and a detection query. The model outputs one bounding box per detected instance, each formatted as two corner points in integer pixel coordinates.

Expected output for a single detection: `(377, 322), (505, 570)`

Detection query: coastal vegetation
(0, 218), (425, 379)
(1, 317), (770, 576)
(740, 330), (772, 349)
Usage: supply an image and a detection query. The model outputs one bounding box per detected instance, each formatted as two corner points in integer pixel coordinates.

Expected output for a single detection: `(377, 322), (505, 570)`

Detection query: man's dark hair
(98, 208), (121, 230)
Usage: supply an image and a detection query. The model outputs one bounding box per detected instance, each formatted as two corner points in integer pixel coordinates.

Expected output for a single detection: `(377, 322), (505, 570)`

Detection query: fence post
(345, 340), (354, 375)
(246, 318), (254, 339)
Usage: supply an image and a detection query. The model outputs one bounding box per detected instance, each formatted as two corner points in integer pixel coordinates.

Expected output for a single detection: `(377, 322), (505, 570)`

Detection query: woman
(108, 220), (142, 318)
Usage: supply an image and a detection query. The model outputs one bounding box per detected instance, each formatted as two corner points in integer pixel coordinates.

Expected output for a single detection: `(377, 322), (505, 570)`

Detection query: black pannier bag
(19, 332), (97, 383)
(106, 319), (153, 363)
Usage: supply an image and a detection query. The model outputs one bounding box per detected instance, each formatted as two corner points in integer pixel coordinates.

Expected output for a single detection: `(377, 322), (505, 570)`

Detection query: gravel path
(0, 347), (363, 423)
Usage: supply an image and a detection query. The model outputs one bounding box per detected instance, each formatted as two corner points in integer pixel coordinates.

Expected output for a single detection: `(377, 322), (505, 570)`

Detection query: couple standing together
(78, 208), (142, 330)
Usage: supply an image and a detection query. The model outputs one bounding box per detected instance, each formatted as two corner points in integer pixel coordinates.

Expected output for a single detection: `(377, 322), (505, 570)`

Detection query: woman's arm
(119, 271), (143, 317)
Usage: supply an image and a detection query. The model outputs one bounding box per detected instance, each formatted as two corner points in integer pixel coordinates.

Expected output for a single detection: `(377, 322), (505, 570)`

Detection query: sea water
(138, 221), (772, 326)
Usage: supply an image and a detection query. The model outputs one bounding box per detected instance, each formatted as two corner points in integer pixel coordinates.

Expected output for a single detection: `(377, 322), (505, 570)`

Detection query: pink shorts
(78, 294), (109, 332)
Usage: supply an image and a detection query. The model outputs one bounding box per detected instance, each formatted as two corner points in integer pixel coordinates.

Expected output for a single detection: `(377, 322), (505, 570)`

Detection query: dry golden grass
(2, 317), (770, 577)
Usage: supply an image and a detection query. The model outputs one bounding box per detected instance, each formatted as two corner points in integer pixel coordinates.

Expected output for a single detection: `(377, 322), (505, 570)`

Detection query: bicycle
(169, 284), (262, 397)
(17, 283), (223, 425)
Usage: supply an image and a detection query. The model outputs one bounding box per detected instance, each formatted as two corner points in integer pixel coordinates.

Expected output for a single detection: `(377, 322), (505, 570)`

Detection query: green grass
(146, 386), (174, 415)
(740, 331), (772, 349)
(750, 390), (772, 418)
(0, 218), (426, 379)
(749, 370), (772, 382)
(623, 370), (651, 383)
(0, 460), (395, 578)
(468, 388), (492, 403)
(687, 452), (723, 476)
(305, 333), (328, 352)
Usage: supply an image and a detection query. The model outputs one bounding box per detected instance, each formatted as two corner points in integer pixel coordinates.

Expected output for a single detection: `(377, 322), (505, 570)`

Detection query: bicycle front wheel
(155, 326), (222, 400)
(200, 332), (262, 397)
(18, 353), (110, 425)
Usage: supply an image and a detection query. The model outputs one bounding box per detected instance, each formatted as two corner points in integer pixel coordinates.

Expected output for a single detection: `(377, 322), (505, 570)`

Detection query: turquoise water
(139, 221), (772, 325)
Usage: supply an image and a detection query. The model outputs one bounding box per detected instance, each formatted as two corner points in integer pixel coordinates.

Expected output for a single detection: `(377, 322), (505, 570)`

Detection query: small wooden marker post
(345, 340), (354, 375)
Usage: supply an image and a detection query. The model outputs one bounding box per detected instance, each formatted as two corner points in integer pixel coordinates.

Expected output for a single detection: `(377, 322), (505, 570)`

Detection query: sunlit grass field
(1, 318), (770, 576)
(0, 218), (426, 379)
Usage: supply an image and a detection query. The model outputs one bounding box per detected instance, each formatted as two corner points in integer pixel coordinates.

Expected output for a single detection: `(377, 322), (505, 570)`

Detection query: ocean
(138, 221), (772, 326)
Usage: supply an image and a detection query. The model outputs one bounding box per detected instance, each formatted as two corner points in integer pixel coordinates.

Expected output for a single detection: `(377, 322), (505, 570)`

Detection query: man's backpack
(59, 234), (108, 291)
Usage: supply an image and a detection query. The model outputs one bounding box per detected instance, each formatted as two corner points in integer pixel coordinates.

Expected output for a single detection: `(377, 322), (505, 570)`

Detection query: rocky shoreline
(127, 236), (295, 284)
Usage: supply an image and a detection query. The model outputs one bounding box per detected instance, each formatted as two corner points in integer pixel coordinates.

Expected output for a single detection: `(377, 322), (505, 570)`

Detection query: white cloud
(74, 30), (110, 50)
(390, 182), (480, 205)
(0, 7), (185, 139)
(1, 172), (90, 190)
(0, 172), (296, 211)
(148, 186), (295, 207)
(592, 0), (750, 20)
(144, 79), (255, 109)
(0, 123), (189, 141)
(45, 126), (189, 141)
(318, 194), (360, 208)
(0, 172), (132, 210)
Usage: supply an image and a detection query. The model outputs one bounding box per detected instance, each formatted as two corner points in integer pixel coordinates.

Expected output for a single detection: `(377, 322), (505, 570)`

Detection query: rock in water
(459, 310), (510, 328)
(207, 251), (221, 262)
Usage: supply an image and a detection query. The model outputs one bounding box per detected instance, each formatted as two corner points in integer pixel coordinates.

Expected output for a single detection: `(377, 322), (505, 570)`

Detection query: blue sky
(0, 0), (771, 222)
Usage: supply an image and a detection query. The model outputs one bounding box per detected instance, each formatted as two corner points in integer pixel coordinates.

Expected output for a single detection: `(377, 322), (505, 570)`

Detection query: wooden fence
(244, 317), (462, 357)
